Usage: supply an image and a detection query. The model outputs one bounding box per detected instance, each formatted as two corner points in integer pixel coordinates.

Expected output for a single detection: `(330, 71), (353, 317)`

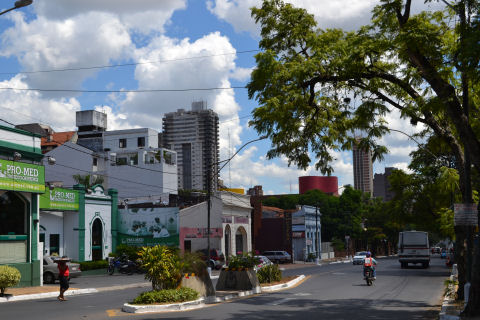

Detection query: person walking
(57, 259), (70, 301)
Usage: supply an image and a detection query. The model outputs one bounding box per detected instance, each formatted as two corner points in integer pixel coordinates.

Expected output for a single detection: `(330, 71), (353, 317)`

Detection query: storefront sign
(292, 231), (305, 238)
(234, 216), (249, 224)
(0, 159), (45, 193)
(118, 207), (179, 247)
(40, 188), (79, 210)
(182, 227), (223, 239)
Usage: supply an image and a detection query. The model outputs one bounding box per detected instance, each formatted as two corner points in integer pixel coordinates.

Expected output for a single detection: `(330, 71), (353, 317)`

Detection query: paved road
(1, 256), (449, 320)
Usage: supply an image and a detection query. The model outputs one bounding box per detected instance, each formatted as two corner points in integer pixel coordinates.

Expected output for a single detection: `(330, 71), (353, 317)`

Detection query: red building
(299, 176), (338, 195)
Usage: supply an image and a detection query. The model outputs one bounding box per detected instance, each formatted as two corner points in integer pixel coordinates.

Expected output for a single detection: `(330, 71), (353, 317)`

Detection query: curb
(122, 274), (304, 313)
(261, 275), (305, 292)
(0, 288), (97, 303)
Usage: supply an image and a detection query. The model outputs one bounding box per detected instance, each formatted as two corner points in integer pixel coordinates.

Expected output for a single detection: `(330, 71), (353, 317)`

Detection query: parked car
(43, 255), (81, 284)
(198, 249), (225, 270)
(254, 255), (273, 272)
(353, 251), (368, 265)
(262, 250), (291, 263)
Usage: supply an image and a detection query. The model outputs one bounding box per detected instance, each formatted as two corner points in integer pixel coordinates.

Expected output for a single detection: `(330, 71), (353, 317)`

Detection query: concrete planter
(215, 268), (261, 292)
(181, 272), (215, 297)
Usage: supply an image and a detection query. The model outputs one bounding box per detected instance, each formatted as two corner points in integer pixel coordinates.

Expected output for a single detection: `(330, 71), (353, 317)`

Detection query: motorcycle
(364, 267), (375, 286)
(107, 255), (137, 275)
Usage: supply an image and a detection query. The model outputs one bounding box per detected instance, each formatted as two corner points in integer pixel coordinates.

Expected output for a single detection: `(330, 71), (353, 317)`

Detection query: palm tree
(72, 174), (104, 190)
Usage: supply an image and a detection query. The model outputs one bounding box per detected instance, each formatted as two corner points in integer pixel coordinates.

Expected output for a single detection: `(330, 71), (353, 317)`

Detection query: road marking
(294, 293), (311, 296)
(106, 309), (118, 317)
(332, 272), (345, 275)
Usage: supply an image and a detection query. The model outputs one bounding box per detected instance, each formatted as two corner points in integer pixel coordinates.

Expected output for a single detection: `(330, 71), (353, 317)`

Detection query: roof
(41, 131), (76, 147)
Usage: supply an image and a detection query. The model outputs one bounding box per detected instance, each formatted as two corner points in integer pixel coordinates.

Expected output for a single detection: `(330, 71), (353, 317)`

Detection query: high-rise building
(373, 167), (397, 201)
(162, 101), (219, 191)
(352, 142), (373, 195)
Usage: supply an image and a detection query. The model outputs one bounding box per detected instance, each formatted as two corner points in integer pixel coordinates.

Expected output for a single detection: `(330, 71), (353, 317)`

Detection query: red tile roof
(41, 131), (75, 147)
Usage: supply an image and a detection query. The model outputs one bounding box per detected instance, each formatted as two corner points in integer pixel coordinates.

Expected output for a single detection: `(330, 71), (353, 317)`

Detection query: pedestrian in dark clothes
(57, 259), (69, 301)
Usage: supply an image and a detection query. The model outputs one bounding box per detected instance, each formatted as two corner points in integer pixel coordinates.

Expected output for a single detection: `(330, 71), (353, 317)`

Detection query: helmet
(366, 251), (371, 257)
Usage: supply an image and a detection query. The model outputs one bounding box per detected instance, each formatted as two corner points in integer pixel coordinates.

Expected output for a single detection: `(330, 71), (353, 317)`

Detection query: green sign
(0, 159), (45, 193)
(40, 187), (79, 210)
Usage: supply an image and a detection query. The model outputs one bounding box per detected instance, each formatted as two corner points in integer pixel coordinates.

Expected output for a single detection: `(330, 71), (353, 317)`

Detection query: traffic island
(215, 268), (261, 293)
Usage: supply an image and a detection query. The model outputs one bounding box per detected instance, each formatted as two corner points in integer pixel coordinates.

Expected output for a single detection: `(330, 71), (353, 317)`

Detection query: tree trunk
(455, 226), (467, 300)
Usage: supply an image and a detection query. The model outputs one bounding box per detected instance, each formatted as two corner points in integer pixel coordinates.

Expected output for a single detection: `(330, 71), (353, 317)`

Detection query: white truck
(398, 231), (430, 268)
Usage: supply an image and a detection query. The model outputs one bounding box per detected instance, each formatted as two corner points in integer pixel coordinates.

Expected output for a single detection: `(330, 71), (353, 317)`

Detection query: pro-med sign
(40, 187), (79, 210)
(0, 159), (45, 193)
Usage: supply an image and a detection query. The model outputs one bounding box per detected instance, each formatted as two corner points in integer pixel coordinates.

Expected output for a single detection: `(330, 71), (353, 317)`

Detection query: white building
(292, 205), (321, 261)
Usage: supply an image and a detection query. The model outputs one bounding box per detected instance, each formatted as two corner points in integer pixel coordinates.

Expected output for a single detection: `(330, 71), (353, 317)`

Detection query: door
(91, 219), (103, 261)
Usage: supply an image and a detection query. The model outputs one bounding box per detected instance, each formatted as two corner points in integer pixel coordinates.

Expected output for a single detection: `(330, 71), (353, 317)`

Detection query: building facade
(352, 143), (373, 195)
(292, 205), (321, 261)
(298, 176), (338, 195)
(373, 167), (397, 201)
(162, 101), (219, 192)
(0, 125), (44, 287)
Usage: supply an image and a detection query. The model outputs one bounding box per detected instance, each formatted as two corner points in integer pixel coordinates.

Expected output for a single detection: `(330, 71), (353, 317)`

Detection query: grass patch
(131, 287), (199, 305)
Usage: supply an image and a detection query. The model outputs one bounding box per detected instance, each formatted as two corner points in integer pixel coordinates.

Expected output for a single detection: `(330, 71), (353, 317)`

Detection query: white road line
(269, 298), (294, 306)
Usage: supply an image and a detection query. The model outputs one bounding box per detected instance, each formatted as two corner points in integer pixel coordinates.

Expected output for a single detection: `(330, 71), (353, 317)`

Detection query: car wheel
(43, 272), (55, 284)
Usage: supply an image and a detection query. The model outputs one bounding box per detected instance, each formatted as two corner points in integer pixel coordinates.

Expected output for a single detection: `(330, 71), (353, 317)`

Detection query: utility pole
(207, 167), (211, 270)
(315, 205), (319, 263)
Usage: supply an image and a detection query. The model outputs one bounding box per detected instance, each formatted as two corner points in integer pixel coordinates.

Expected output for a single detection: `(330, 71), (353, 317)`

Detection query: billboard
(118, 207), (179, 247)
(40, 188), (79, 211)
(0, 159), (45, 193)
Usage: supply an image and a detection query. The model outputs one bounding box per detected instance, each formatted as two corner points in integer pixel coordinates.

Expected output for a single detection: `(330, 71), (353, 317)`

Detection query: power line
(0, 86), (247, 93)
(0, 49), (260, 76)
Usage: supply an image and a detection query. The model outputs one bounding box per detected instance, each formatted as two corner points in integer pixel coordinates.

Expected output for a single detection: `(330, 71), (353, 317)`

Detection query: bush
(0, 265), (21, 296)
(257, 264), (282, 284)
(78, 260), (108, 271)
(131, 287), (199, 305)
(228, 252), (259, 269)
(140, 245), (181, 290)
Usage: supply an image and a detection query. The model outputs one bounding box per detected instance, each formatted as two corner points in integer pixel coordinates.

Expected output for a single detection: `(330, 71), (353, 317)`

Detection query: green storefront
(0, 125), (44, 287)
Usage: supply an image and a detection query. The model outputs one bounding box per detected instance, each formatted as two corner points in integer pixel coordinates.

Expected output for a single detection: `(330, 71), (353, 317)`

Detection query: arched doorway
(224, 225), (231, 258)
(91, 218), (103, 261)
(235, 226), (247, 255)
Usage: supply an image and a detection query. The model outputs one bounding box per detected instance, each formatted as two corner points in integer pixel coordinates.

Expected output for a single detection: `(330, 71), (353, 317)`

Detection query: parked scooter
(107, 254), (136, 275)
(364, 267), (375, 286)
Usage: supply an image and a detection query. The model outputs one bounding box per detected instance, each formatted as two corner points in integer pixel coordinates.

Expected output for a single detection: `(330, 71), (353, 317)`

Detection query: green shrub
(78, 260), (108, 271)
(140, 245), (181, 290)
(0, 265), (21, 296)
(228, 252), (259, 269)
(257, 264), (282, 284)
(131, 287), (199, 305)
(180, 252), (207, 276)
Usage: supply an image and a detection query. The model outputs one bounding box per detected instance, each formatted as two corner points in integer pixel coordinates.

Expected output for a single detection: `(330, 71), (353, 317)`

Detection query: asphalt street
(0, 255), (450, 320)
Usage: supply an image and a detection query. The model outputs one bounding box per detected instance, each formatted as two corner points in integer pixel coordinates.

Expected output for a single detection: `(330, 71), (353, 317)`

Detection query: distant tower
(352, 142), (373, 195)
(162, 101), (219, 192)
(373, 167), (397, 201)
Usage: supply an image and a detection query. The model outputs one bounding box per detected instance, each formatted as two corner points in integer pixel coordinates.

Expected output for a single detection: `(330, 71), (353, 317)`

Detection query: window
(93, 158), (98, 166)
(137, 137), (145, 147)
(130, 154), (138, 165)
(119, 138), (127, 148)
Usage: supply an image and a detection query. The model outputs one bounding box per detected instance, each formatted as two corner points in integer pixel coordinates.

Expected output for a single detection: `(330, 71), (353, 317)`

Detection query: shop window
(116, 157), (127, 166)
(0, 191), (26, 235)
(119, 138), (127, 148)
(130, 154), (138, 165)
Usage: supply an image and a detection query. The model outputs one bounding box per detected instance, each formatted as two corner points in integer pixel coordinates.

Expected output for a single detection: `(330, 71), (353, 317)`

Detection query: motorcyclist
(363, 251), (377, 279)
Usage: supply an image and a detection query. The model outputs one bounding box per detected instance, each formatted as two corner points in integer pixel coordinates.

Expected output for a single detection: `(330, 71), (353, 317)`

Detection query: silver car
(353, 251), (368, 265)
(43, 256), (81, 284)
(254, 255), (273, 272)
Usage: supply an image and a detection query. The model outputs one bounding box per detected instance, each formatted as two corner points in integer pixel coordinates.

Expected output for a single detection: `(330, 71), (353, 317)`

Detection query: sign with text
(40, 188), (79, 210)
(454, 203), (478, 226)
(0, 159), (45, 193)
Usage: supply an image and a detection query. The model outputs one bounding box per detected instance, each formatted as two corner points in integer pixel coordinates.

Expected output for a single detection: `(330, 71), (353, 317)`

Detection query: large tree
(248, 0), (480, 314)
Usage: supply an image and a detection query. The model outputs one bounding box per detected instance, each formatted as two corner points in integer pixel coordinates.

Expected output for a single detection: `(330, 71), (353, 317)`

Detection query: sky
(0, 0), (445, 195)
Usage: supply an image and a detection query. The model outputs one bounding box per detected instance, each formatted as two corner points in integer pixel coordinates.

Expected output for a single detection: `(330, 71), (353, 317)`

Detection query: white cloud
(34, 0), (187, 34)
(230, 67), (252, 81)
(0, 75), (80, 131)
(1, 12), (132, 96)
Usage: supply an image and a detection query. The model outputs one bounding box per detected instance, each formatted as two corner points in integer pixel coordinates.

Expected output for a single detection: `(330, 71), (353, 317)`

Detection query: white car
(353, 251), (368, 265)
(254, 255), (273, 272)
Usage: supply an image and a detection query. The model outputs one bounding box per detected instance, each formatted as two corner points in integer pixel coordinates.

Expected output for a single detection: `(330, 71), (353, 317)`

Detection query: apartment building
(162, 101), (219, 192)
(352, 142), (373, 195)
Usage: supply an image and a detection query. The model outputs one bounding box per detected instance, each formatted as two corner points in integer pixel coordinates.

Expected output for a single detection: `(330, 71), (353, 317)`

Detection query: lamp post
(0, 0), (33, 16)
(206, 135), (267, 271)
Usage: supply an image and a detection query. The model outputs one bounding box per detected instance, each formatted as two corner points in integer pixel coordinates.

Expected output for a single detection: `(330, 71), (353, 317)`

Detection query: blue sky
(0, 0), (444, 195)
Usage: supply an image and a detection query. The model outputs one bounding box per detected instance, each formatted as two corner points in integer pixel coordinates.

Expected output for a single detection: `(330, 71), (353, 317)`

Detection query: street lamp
(0, 0), (33, 16)
(206, 135), (267, 271)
